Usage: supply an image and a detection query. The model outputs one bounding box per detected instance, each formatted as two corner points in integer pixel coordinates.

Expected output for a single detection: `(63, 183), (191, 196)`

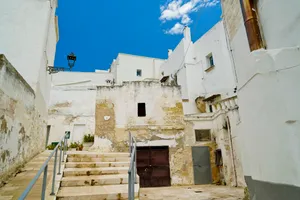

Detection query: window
(215, 149), (223, 166)
(205, 53), (215, 72)
(137, 69), (142, 77)
(137, 103), (146, 117)
(195, 129), (211, 142)
(209, 105), (213, 113)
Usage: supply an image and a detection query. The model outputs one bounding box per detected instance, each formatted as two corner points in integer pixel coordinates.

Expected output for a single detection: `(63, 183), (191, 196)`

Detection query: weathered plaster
(185, 97), (245, 187)
(94, 81), (193, 185)
(0, 55), (45, 183)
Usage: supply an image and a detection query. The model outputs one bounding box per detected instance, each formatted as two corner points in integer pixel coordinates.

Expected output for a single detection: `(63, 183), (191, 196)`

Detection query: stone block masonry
(93, 81), (194, 185)
(0, 54), (46, 185)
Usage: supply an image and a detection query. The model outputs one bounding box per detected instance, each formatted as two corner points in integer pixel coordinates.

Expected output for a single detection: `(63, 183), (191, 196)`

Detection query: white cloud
(181, 14), (192, 25)
(160, 0), (220, 34)
(165, 22), (185, 35)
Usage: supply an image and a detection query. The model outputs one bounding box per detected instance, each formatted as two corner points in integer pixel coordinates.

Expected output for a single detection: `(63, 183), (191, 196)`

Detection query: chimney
(183, 26), (191, 42)
(168, 49), (173, 57)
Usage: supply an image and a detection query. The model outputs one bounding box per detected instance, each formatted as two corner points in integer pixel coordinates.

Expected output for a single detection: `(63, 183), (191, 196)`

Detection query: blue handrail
(18, 133), (68, 200)
(128, 132), (137, 200)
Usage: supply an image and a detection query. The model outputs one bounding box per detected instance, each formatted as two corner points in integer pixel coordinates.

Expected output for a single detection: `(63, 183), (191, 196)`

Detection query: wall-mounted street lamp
(47, 52), (77, 74)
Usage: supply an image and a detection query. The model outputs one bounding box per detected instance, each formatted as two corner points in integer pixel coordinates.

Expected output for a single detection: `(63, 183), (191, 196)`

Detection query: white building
(48, 71), (113, 144)
(0, 0), (58, 182)
(110, 53), (165, 84)
(221, 0), (300, 198)
(160, 21), (245, 186)
(46, 20), (245, 187)
(48, 53), (166, 144)
(160, 21), (237, 115)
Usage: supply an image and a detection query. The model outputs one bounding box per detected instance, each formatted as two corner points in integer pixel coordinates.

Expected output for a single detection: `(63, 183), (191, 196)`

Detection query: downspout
(226, 115), (238, 187)
(44, 0), (54, 64)
(239, 0), (264, 51)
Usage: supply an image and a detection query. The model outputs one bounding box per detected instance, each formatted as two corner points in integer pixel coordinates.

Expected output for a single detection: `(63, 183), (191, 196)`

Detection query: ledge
(205, 65), (215, 72)
(0, 54), (35, 97)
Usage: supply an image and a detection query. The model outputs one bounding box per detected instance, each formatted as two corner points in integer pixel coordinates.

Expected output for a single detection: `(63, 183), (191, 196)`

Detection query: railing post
(62, 138), (65, 162)
(128, 171), (131, 200)
(134, 142), (137, 184)
(41, 165), (48, 200)
(129, 132), (132, 156)
(50, 148), (58, 195)
(58, 142), (63, 174)
(64, 137), (67, 156)
(131, 168), (134, 200)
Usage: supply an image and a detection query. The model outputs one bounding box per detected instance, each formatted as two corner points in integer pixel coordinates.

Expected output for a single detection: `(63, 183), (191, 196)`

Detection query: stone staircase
(56, 151), (139, 199)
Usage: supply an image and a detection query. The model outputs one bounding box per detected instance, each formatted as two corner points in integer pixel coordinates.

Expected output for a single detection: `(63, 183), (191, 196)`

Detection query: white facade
(160, 21), (237, 115)
(110, 53), (165, 84)
(0, 0), (59, 181)
(0, 0), (58, 103)
(221, 0), (300, 198)
(48, 71), (113, 144)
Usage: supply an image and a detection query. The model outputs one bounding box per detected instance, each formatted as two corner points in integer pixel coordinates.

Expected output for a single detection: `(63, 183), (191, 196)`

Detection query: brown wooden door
(137, 146), (171, 187)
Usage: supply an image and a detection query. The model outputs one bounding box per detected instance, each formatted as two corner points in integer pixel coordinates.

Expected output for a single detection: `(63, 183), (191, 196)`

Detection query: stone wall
(48, 86), (96, 144)
(185, 97), (245, 187)
(221, 0), (243, 41)
(0, 55), (45, 184)
(94, 81), (194, 185)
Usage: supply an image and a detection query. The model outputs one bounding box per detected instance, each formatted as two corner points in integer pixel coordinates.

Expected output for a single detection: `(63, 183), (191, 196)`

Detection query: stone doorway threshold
(139, 185), (243, 200)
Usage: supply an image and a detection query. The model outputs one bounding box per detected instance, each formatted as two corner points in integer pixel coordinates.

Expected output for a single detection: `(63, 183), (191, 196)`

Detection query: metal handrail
(18, 133), (68, 200)
(128, 132), (137, 200)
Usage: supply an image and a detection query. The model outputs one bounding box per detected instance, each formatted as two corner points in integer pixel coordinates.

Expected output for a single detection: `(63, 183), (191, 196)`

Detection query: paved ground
(0, 151), (64, 200)
(140, 185), (244, 200)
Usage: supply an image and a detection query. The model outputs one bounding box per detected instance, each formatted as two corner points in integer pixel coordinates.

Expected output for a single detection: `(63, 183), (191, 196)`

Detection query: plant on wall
(46, 143), (57, 150)
(83, 134), (94, 143)
(69, 142), (79, 149)
(69, 142), (83, 151)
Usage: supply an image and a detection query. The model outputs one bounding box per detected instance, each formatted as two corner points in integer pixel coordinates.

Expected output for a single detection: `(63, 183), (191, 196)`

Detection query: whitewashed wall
(160, 23), (236, 115)
(51, 71), (113, 86)
(257, 0), (300, 49)
(0, 0), (59, 149)
(112, 54), (165, 84)
(221, 0), (300, 194)
(0, 55), (46, 182)
(47, 71), (112, 144)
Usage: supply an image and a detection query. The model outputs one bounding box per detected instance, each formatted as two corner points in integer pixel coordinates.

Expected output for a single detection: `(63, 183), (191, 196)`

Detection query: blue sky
(54, 0), (221, 72)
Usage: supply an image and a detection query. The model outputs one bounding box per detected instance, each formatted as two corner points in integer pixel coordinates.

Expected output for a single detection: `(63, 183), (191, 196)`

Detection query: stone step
(65, 161), (130, 168)
(61, 174), (139, 187)
(67, 156), (130, 162)
(67, 151), (130, 158)
(63, 167), (129, 177)
(57, 184), (139, 200)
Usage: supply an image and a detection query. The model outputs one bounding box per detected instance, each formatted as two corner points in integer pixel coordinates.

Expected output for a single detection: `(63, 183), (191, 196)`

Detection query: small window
(137, 69), (142, 77)
(209, 55), (214, 67)
(195, 129), (211, 142)
(209, 105), (213, 113)
(205, 53), (215, 72)
(137, 103), (146, 117)
(215, 149), (223, 166)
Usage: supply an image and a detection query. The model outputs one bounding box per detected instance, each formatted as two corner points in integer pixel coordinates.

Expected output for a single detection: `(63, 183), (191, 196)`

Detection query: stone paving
(140, 185), (244, 200)
(0, 151), (65, 200)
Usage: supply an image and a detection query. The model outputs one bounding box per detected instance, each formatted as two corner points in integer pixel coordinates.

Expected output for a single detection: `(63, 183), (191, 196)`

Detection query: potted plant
(69, 142), (78, 151)
(83, 134), (94, 149)
(77, 143), (84, 151)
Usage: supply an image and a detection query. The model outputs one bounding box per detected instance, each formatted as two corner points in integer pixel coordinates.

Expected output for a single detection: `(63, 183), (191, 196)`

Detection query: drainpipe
(239, 0), (264, 51)
(226, 115), (238, 187)
(44, 0), (54, 65)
